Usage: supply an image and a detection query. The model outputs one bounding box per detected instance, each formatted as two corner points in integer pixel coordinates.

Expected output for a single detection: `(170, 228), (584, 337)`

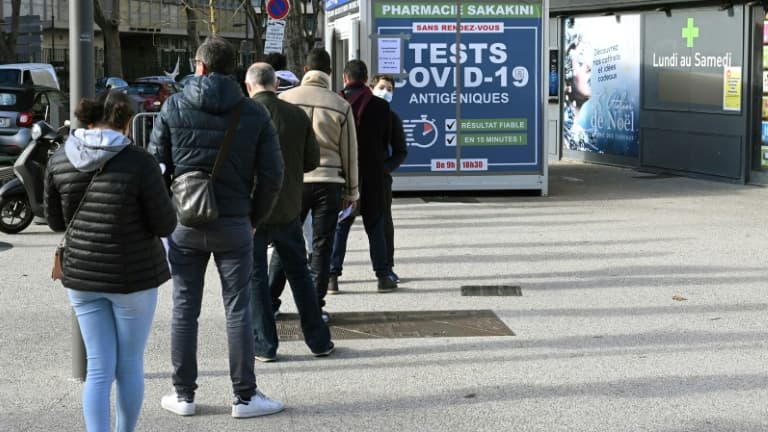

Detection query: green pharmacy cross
(682, 18), (699, 48)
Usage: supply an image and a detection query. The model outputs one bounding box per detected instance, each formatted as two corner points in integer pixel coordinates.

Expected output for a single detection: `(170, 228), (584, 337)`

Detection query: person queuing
(276, 48), (359, 323)
(265, 52), (301, 94)
(244, 62), (335, 361)
(263, 51), (311, 316)
(148, 36), (285, 419)
(370, 74), (408, 284)
(328, 60), (396, 294)
(45, 90), (177, 432)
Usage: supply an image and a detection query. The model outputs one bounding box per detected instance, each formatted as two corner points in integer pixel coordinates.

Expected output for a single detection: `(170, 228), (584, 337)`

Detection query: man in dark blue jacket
(149, 36), (285, 419)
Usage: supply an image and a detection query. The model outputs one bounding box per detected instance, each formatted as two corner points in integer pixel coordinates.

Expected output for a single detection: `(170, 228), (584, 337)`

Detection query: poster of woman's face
(569, 38), (593, 103)
(562, 16), (641, 157)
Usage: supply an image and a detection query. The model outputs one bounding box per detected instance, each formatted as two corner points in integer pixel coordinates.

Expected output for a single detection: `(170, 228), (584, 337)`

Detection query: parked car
(135, 75), (177, 84)
(0, 85), (64, 160)
(95, 77), (129, 95)
(126, 79), (181, 112)
(0, 64), (60, 90)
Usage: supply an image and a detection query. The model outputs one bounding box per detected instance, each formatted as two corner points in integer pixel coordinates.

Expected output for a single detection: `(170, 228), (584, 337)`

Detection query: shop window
(643, 8), (744, 114)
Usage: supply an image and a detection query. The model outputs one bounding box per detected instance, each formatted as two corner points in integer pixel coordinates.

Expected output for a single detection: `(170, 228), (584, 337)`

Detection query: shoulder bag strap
(58, 168), (101, 248)
(210, 99), (245, 182)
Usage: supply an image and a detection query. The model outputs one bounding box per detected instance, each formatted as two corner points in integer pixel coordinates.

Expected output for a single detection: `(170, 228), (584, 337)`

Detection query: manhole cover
(633, 173), (679, 180)
(0, 242), (11, 252)
(461, 285), (522, 296)
(421, 196), (479, 203)
(277, 310), (514, 340)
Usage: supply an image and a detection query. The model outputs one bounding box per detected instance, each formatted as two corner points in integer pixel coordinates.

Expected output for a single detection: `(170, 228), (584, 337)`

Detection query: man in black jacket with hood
(149, 36), (285, 419)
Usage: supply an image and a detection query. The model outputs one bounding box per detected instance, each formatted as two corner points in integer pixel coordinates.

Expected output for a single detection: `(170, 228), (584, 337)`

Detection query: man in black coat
(149, 36), (285, 419)
(244, 62), (334, 361)
(329, 59), (397, 293)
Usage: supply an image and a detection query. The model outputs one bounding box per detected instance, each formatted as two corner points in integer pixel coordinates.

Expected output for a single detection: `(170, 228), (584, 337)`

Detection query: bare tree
(184, 2), (202, 60)
(284, 0), (322, 74)
(94, 0), (123, 77)
(0, 0), (21, 63)
(245, 0), (267, 62)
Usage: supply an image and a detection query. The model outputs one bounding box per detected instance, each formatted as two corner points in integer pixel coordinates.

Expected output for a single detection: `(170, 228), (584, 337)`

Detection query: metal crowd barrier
(130, 112), (160, 149)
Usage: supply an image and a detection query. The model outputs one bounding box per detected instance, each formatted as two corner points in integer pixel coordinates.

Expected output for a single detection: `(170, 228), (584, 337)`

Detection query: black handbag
(52, 168), (101, 281)
(170, 100), (244, 227)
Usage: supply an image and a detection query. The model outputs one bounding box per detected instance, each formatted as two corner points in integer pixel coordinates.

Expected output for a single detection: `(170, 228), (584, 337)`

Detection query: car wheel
(0, 195), (34, 234)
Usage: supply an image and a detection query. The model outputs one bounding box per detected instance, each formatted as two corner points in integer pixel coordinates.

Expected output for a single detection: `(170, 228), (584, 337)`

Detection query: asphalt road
(0, 161), (766, 431)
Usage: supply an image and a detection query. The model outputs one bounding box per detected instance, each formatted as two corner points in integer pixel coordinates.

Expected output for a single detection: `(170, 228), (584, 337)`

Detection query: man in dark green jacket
(245, 62), (334, 361)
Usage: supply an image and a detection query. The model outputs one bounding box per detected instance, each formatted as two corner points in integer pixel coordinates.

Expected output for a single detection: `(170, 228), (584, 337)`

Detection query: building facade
(549, 0), (768, 184)
(1, 0), (253, 86)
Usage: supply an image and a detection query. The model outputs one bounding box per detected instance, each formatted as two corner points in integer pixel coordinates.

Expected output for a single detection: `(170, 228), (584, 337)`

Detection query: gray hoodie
(64, 128), (131, 172)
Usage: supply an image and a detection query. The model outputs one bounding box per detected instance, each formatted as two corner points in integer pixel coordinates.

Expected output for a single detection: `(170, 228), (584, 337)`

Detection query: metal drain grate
(461, 285), (522, 296)
(276, 310), (514, 340)
(632, 173), (679, 180)
(421, 196), (479, 203)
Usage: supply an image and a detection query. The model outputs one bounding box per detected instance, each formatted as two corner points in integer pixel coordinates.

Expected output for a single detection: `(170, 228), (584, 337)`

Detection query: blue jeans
(331, 211), (389, 277)
(167, 217), (256, 399)
(272, 183), (342, 308)
(68, 288), (158, 432)
(251, 218), (331, 357)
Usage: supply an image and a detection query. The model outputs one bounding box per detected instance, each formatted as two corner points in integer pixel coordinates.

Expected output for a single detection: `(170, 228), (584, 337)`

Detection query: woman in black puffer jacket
(44, 91), (176, 432)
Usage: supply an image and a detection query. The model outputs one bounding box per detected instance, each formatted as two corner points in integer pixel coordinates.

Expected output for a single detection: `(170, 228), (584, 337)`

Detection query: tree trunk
(245, 0), (265, 62)
(185, 4), (202, 65)
(284, 3), (306, 75)
(209, 0), (218, 35)
(0, 0), (21, 63)
(284, 0), (322, 76)
(94, 0), (123, 77)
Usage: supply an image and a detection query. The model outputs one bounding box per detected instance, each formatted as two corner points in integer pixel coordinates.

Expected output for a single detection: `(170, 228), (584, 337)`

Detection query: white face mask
(373, 89), (393, 103)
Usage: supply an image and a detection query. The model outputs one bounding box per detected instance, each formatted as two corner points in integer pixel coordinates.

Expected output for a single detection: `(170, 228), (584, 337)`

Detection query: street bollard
(72, 311), (86, 381)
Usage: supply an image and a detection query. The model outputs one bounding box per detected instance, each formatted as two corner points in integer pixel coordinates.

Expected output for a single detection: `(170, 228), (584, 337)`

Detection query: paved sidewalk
(0, 161), (766, 431)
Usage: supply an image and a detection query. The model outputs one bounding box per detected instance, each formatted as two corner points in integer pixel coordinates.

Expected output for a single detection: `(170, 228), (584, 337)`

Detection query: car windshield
(127, 83), (161, 96)
(0, 70), (20, 86)
(0, 92), (18, 107)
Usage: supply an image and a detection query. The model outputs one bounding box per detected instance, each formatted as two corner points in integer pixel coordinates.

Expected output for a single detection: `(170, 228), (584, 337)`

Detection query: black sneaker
(377, 276), (397, 293)
(320, 310), (331, 323)
(327, 275), (340, 295)
(313, 342), (335, 357)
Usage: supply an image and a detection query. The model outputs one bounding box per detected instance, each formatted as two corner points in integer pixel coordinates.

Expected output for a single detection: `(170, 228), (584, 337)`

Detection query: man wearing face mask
(369, 74), (407, 284)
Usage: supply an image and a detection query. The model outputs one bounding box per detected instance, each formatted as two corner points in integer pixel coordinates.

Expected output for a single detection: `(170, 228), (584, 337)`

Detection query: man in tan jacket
(276, 48), (359, 321)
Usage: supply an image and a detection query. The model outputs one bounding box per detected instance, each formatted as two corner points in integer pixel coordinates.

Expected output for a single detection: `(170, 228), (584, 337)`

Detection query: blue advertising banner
(373, 2), (543, 174)
(562, 15), (641, 157)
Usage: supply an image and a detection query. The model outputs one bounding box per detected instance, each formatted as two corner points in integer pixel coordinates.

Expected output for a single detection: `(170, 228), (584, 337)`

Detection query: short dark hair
(305, 48), (331, 74)
(196, 36), (236, 74)
(344, 59), (368, 83)
(264, 52), (287, 71)
(370, 74), (395, 88)
(74, 90), (135, 130)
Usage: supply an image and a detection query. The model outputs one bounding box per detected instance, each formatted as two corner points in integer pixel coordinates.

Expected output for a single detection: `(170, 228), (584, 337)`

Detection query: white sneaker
(161, 392), (195, 416)
(231, 389), (285, 418)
